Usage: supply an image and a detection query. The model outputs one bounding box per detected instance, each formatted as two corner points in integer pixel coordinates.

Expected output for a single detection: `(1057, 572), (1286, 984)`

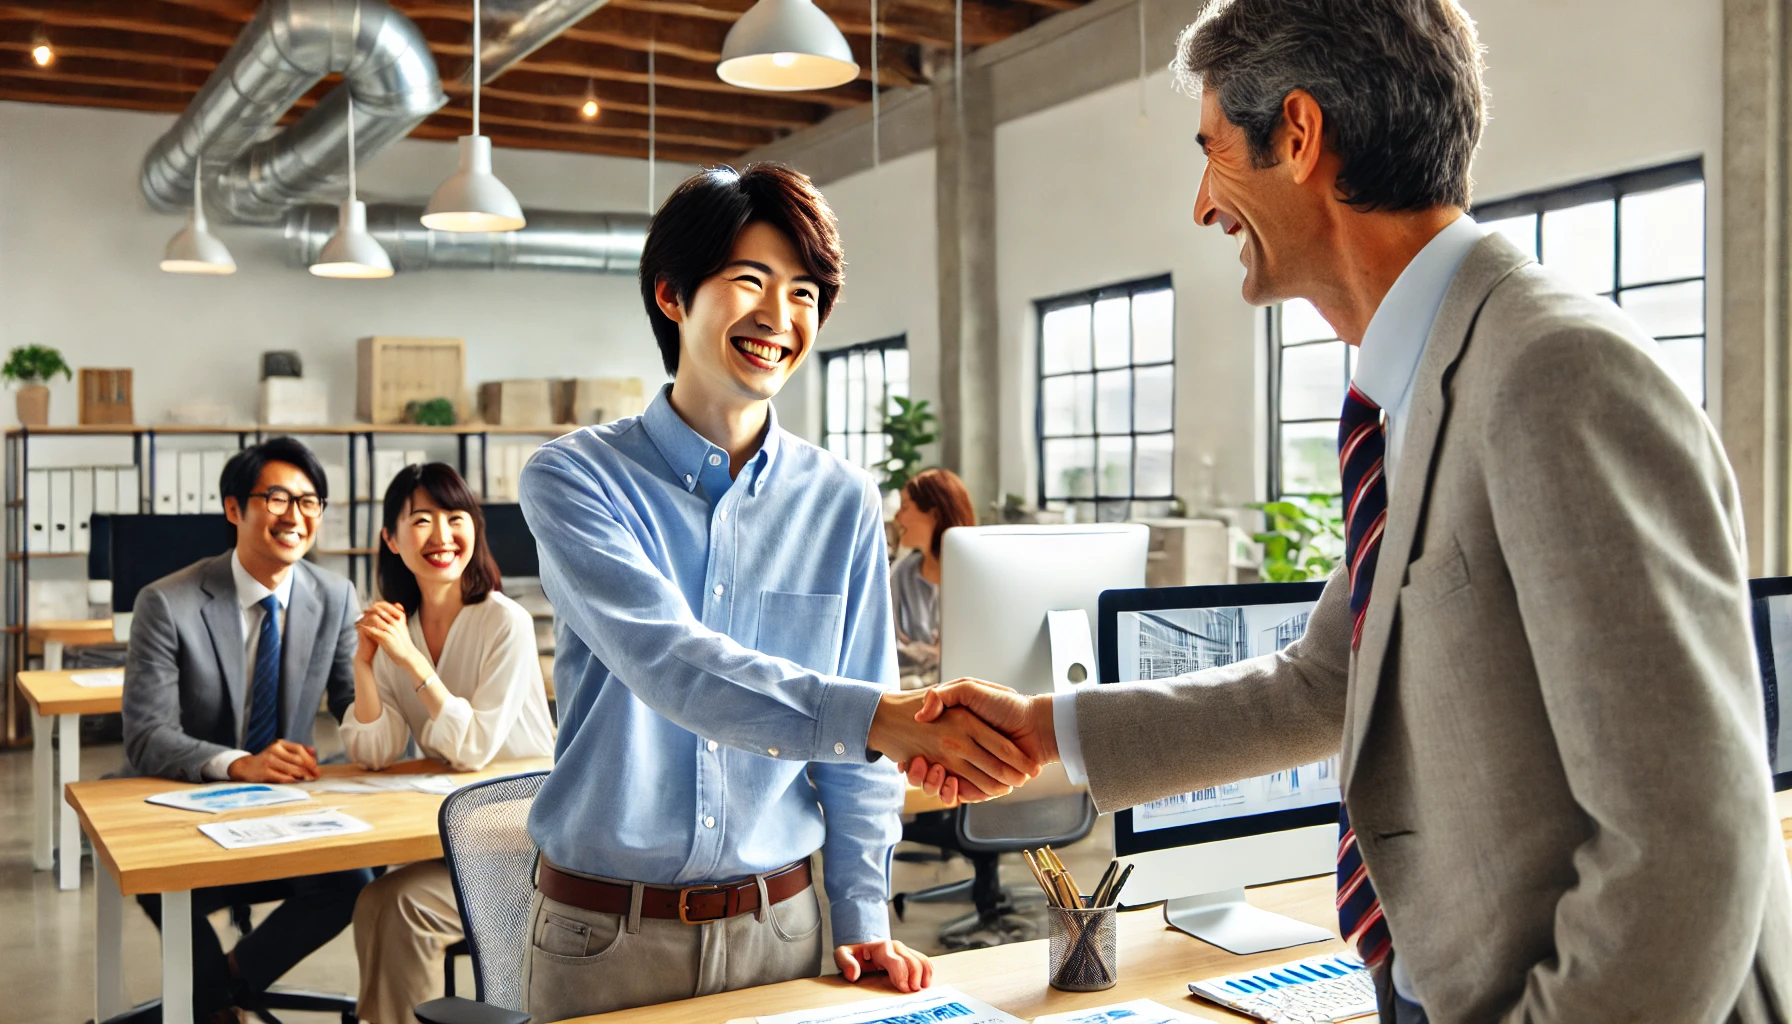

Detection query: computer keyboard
(1187, 951), (1378, 1023)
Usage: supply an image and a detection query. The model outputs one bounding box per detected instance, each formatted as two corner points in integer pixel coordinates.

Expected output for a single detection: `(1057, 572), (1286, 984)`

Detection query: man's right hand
(903, 680), (1058, 807)
(869, 687), (1041, 800)
(227, 739), (320, 782)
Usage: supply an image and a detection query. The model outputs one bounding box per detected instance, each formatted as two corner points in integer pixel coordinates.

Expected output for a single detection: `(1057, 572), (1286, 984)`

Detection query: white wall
(0, 101), (695, 431)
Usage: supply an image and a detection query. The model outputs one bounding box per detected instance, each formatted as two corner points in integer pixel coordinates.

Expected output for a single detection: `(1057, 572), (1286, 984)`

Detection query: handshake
(867, 680), (1061, 807)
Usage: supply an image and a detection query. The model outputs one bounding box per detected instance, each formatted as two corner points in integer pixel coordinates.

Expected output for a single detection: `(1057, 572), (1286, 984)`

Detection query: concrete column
(934, 64), (1001, 514)
(1722, 0), (1790, 575)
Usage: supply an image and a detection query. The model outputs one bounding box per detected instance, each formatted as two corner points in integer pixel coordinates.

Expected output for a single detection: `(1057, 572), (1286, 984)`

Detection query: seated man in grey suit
(123, 436), (369, 1024)
(904, 1), (1792, 1022)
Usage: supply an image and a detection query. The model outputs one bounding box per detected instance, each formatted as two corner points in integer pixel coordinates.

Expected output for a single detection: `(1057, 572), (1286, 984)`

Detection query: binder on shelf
(178, 451), (203, 514)
(92, 468), (119, 517)
(201, 450), (227, 514)
(154, 450), (178, 514)
(72, 469), (94, 554)
(48, 469), (73, 554)
(26, 468), (48, 554)
(118, 466), (141, 513)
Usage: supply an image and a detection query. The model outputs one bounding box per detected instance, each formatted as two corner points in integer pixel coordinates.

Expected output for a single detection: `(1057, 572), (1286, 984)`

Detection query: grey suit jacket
(122, 552), (360, 781)
(1075, 234), (1792, 1023)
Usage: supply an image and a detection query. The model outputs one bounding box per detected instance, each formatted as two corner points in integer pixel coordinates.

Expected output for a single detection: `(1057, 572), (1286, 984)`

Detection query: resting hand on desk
(227, 738), (320, 783)
(834, 939), (934, 993)
(869, 686), (1041, 801)
(902, 681), (1058, 808)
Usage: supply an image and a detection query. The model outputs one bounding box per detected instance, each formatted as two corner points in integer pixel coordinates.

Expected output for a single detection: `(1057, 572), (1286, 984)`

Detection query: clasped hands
(868, 680), (1059, 807)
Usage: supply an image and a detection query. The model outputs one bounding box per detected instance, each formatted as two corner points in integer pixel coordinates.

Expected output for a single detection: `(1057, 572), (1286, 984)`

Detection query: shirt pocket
(756, 592), (845, 673)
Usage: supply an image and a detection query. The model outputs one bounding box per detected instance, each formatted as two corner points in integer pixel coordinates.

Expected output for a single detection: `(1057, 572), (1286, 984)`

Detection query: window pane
(1620, 280), (1704, 339)
(865, 433), (887, 469)
(826, 433), (847, 459)
(1134, 365), (1174, 433)
(1135, 433), (1173, 496)
(884, 347), (909, 391)
(1098, 436), (1133, 497)
(1655, 336), (1705, 407)
(1280, 341), (1348, 421)
(1484, 214), (1538, 259)
(848, 433), (865, 468)
(1282, 299), (1336, 344)
(845, 352), (865, 432)
(1041, 376), (1082, 437)
(1133, 288), (1174, 364)
(826, 357), (846, 433)
(1542, 200), (1615, 295)
(863, 350), (885, 432)
(1095, 369), (1132, 434)
(1280, 420), (1341, 495)
(1094, 297), (1131, 369)
(1043, 305), (1093, 374)
(1044, 438), (1095, 499)
(1621, 181), (1703, 286)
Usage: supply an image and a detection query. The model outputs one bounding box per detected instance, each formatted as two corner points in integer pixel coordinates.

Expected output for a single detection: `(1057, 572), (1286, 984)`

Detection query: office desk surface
(67, 757), (551, 896)
(27, 618), (116, 653)
(16, 669), (123, 716)
(560, 875), (1340, 1024)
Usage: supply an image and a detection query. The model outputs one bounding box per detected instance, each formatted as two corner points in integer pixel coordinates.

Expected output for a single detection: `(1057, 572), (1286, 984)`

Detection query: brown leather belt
(537, 857), (812, 925)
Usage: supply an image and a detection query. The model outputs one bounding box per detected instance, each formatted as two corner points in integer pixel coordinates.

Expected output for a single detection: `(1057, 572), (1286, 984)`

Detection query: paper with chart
(295, 774), (463, 796)
(756, 987), (1025, 1024)
(146, 783), (312, 814)
(1033, 999), (1215, 1024)
(198, 809), (372, 850)
(70, 669), (124, 687)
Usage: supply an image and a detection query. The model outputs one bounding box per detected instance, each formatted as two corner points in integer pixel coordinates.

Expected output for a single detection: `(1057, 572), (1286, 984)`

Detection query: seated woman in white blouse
(341, 462), (555, 1024)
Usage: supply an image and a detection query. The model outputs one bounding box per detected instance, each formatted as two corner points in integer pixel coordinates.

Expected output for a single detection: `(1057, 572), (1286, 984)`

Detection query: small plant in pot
(3, 345), (72, 427)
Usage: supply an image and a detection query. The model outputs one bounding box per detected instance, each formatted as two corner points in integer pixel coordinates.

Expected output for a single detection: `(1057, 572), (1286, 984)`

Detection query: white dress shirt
(200, 552), (296, 780)
(1053, 214), (1487, 1004)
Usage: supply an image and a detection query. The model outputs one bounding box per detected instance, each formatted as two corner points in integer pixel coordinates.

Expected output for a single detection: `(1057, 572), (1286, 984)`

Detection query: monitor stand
(1163, 888), (1334, 955)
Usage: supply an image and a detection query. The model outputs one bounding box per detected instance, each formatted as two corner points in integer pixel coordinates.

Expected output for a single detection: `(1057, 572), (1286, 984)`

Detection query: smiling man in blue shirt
(518, 164), (1039, 1022)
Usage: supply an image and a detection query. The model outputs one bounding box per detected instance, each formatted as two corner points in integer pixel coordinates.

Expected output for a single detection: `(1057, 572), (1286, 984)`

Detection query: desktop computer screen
(1747, 576), (1792, 792)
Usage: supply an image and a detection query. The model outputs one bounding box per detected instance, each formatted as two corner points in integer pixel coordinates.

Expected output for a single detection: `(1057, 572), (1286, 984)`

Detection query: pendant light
(422, 0), (525, 232)
(311, 95), (394, 279)
(161, 164), (236, 275)
(717, 0), (858, 92)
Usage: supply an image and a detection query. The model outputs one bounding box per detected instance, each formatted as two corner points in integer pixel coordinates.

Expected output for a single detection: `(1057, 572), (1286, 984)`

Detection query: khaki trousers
(522, 863), (825, 1024)
(353, 861), (465, 1024)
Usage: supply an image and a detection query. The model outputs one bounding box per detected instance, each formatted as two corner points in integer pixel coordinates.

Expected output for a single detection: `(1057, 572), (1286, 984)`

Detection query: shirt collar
(231, 550), (294, 612)
(641, 383), (781, 496)
(1352, 213), (1486, 411)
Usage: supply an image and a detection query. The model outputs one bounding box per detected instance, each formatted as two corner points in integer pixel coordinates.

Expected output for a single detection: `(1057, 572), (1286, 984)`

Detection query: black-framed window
(1266, 158), (1706, 499)
(823, 336), (908, 471)
(1036, 274), (1175, 522)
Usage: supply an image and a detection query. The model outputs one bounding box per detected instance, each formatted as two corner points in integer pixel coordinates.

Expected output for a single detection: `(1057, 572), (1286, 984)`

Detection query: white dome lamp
(312, 94), (394, 279)
(161, 164), (236, 275)
(422, 0), (525, 232)
(717, 0), (859, 92)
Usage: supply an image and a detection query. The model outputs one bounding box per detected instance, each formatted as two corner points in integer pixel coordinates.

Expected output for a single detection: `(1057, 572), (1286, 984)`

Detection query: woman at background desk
(889, 468), (975, 688)
(341, 462), (556, 1024)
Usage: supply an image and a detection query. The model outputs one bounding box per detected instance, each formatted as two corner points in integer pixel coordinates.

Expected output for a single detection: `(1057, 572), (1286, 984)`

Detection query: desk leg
(161, 889), (193, 1024)
(44, 639), (63, 671)
(57, 713), (80, 890)
(31, 709), (52, 871)
(95, 867), (127, 1022)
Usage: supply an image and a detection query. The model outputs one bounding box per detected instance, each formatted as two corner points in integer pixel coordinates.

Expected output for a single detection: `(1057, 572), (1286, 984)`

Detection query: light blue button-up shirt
(520, 385), (904, 945)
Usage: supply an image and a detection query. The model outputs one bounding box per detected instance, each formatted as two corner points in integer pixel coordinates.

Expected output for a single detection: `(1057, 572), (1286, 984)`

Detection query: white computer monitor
(1099, 580), (1339, 955)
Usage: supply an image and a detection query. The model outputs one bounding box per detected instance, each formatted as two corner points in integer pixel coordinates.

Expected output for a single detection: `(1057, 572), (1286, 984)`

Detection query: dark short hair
(638, 163), (845, 375)
(1174, 0), (1485, 211)
(377, 463), (502, 615)
(219, 436), (328, 514)
(902, 468), (977, 560)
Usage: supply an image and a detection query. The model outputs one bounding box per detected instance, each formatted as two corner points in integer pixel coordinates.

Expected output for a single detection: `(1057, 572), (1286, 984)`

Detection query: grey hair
(1172, 0), (1487, 212)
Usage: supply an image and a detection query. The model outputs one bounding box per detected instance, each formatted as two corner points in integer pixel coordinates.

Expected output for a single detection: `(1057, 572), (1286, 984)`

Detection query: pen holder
(1047, 899), (1118, 992)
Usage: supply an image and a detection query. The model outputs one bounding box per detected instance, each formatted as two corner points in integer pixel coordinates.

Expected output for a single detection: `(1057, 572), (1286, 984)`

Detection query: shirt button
(708, 453), (722, 466)
(719, 510), (728, 521)
(834, 742), (846, 755)
(704, 815), (716, 829)
(713, 584), (724, 597)
(684, 473), (693, 485)
(707, 740), (718, 752)
(767, 747), (779, 757)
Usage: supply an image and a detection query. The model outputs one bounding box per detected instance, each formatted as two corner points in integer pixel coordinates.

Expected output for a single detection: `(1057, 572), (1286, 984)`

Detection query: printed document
(756, 987), (1025, 1024)
(296, 775), (463, 796)
(147, 783), (312, 814)
(199, 809), (372, 850)
(1033, 999), (1215, 1024)
(70, 669), (124, 687)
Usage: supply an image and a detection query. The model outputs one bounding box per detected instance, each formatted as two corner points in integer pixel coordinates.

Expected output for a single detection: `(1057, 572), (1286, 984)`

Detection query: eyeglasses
(250, 488), (326, 517)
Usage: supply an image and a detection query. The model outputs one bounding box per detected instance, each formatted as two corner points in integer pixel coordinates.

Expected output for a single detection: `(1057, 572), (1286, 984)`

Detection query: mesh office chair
(413, 770), (548, 1024)
(893, 788), (1096, 951)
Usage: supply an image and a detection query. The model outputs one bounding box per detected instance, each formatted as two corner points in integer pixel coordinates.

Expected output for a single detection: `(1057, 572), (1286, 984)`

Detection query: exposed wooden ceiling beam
(429, 94), (776, 150)
(407, 119), (724, 164)
(0, 39), (217, 73)
(605, 0), (1027, 48)
(0, 3), (239, 48)
(470, 79), (818, 130)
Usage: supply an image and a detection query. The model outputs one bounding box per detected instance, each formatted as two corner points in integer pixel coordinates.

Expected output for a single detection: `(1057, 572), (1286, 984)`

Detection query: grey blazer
(1074, 234), (1792, 1023)
(122, 552), (359, 781)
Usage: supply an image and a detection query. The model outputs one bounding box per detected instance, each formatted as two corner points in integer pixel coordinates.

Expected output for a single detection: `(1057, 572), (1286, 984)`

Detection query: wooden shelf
(7, 424), (578, 439)
(8, 551), (89, 561)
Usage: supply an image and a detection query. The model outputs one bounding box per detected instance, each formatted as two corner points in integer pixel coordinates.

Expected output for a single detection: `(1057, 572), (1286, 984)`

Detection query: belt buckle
(678, 885), (728, 924)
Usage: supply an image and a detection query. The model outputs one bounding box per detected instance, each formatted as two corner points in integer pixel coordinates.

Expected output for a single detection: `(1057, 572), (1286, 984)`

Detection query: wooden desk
(68, 757), (550, 1024)
(17, 668), (123, 890)
(28, 618), (118, 665)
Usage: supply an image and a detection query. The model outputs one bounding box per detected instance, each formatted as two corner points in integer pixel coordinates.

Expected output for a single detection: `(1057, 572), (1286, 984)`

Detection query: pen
(1090, 861), (1119, 907)
(1023, 850), (1058, 907)
(1104, 863), (1135, 907)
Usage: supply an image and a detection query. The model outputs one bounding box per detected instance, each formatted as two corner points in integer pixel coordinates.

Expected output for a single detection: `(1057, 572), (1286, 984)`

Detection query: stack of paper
(1033, 1000), (1215, 1024)
(295, 775), (463, 796)
(756, 987), (1026, 1024)
(147, 784), (312, 814)
(199, 810), (372, 850)
(70, 669), (124, 688)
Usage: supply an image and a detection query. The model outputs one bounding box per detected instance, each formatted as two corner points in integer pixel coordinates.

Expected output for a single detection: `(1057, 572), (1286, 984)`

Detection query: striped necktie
(243, 594), (282, 754)
(1335, 382), (1392, 968)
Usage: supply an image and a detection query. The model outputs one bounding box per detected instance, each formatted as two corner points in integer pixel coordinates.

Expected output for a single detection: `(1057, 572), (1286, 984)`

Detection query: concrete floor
(1, 716), (1113, 1024)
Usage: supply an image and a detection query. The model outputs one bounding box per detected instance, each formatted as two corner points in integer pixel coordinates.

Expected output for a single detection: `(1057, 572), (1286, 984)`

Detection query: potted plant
(876, 396), (938, 494)
(1247, 493), (1345, 581)
(3, 345), (72, 427)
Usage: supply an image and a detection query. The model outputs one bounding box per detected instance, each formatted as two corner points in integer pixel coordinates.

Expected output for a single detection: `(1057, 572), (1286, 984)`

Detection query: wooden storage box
(553, 377), (647, 425)
(357, 336), (465, 425)
(78, 369), (133, 425)
(260, 377), (329, 426)
(479, 379), (554, 426)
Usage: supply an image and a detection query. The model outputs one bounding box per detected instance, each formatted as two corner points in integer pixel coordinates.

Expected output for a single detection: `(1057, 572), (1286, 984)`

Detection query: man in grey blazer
(123, 437), (369, 1023)
(903, 1), (1792, 1021)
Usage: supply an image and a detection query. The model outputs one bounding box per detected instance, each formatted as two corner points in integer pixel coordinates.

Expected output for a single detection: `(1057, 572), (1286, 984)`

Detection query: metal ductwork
(476, 0), (613, 80)
(141, 0), (445, 225)
(284, 203), (649, 273)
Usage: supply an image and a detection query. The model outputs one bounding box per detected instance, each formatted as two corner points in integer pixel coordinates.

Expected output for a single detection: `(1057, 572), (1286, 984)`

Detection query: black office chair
(413, 770), (548, 1024)
(892, 791), (1096, 951)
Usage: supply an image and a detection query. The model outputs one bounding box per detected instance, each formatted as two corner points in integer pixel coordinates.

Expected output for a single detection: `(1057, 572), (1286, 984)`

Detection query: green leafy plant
(404, 396), (457, 427)
(877, 396), (938, 491)
(2, 345), (71, 387)
(1247, 493), (1345, 582)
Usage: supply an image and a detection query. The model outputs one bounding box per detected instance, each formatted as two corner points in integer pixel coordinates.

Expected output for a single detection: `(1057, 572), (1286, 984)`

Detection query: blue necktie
(243, 594), (282, 754)
(1336, 383), (1392, 968)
